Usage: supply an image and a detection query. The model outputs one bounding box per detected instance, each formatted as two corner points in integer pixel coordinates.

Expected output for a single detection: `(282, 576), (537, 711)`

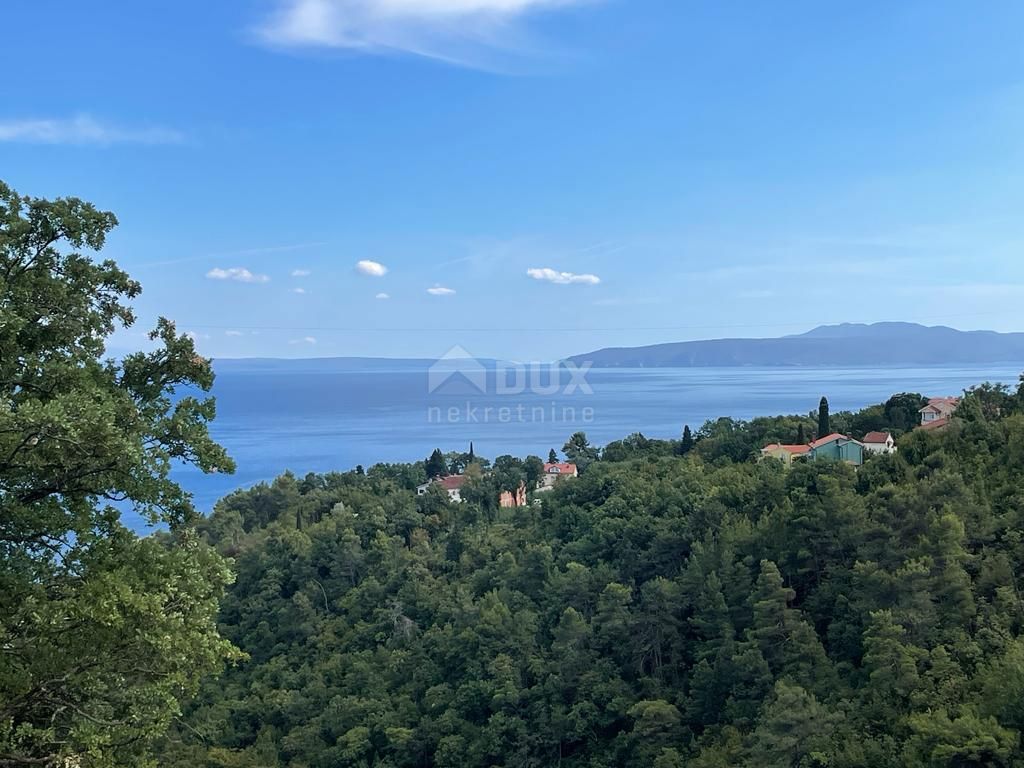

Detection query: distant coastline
(211, 323), (1024, 370)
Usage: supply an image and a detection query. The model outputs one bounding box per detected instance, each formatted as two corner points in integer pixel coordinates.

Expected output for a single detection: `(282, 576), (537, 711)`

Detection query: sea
(136, 363), (1021, 533)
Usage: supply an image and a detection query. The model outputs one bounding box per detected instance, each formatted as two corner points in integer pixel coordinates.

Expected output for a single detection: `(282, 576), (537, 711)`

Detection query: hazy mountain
(566, 323), (1024, 367)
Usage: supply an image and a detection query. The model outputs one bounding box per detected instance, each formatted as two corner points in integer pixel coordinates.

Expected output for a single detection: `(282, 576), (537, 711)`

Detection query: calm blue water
(137, 364), (1021, 532)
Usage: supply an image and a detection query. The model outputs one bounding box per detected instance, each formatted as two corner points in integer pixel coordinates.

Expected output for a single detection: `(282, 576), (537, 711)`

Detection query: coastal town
(412, 394), (965, 511)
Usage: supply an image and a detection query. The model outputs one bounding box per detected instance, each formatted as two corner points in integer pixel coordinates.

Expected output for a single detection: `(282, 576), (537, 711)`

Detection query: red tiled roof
(544, 462), (577, 475)
(762, 444), (811, 455)
(809, 433), (847, 449)
(862, 431), (892, 444)
(438, 475), (468, 490)
(918, 417), (950, 431)
(920, 397), (960, 413)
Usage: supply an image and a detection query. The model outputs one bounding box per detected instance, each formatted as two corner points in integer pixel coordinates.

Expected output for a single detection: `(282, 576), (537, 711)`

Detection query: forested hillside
(162, 380), (1024, 767)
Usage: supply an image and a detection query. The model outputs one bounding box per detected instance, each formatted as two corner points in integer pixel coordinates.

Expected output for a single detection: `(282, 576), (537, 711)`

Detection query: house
(808, 433), (865, 465)
(536, 462), (578, 492)
(416, 474), (468, 502)
(919, 397), (959, 428)
(861, 431), (897, 455)
(760, 443), (811, 466)
(499, 482), (528, 508)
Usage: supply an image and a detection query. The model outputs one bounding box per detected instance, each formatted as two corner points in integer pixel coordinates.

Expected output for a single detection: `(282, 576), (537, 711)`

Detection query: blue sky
(3, 0), (1024, 360)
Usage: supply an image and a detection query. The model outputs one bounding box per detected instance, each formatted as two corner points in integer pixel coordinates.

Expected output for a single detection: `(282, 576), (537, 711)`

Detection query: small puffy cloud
(292, 287), (307, 294)
(527, 267), (600, 285)
(427, 285), (456, 296)
(376, 292), (390, 300)
(356, 259), (388, 277)
(225, 330), (245, 337)
(291, 268), (312, 277)
(185, 330), (210, 342)
(289, 336), (317, 345)
(0, 114), (184, 145)
(206, 267), (271, 284)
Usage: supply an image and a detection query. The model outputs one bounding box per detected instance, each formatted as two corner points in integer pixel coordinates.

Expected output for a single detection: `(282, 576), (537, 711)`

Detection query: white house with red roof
(416, 474), (468, 502)
(919, 397), (960, 431)
(862, 431), (897, 455)
(537, 462), (578, 492)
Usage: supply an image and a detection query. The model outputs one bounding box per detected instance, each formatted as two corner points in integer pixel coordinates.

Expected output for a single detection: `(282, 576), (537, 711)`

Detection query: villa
(808, 433), (865, 465)
(537, 462), (578, 492)
(416, 474), (468, 502)
(862, 431), (897, 455)
(919, 397), (959, 431)
(760, 443), (811, 466)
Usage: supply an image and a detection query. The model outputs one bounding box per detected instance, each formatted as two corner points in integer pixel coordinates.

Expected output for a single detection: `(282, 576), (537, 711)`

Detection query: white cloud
(292, 287), (308, 294)
(427, 285), (456, 296)
(527, 267), (601, 285)
(225, 330), (245, 337)
(376, 292), (391, 300)
(290, 336), (318, 345)
(254, 0), (588, 67)
(356, 259), (388, 277)
(0, 114), (183, 145)
(185, 331), (210, 342)
(206, 267), (271, 284)
(291, 268), (312, 277)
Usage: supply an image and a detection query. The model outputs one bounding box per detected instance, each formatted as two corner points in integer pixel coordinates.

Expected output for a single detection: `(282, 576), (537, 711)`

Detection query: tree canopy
(0, 181), (238, 766)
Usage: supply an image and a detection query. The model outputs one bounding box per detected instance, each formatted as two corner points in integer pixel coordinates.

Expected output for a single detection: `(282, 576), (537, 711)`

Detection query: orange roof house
(760, 443), (811, 466)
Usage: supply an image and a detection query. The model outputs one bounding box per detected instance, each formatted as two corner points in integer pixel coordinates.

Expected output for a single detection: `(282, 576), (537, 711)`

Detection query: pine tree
(548, 448), (558, 464)
(749, 560), (796, 671)
(818, 397), (830, 437)
(748, 681), (841, 767)
(425, 448), (447, 478)
(747, 560), (834, 694)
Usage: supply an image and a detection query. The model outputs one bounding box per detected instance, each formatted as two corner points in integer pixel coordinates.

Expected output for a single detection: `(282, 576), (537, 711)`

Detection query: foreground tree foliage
(162, 379), (1024, 766)
(0, 182), (239, 766)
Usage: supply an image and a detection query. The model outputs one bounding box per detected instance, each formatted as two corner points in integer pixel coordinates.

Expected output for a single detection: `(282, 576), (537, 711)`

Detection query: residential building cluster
(416, 461), (579, 505)
(760, 395), (959, 467)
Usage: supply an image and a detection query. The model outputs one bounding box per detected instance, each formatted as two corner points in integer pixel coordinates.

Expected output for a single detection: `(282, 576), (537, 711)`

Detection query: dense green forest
(159, 381), (1024, 767)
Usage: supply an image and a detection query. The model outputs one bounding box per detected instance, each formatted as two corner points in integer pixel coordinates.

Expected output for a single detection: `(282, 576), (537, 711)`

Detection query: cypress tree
(680, 425), (694, 455)
(797, 423), (806, 444)
(818, 397), (830, 438)
(468, 442), (475, 464)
